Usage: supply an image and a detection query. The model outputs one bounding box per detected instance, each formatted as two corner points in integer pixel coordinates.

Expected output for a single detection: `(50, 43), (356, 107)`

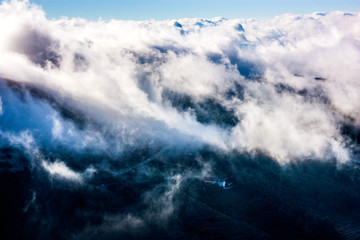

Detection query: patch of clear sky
(30, 0), (360, 20)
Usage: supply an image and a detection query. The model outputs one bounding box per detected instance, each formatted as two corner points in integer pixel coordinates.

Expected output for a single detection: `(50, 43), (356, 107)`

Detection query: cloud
(0, 2), (359, 164)
(0, 2), (359, 238)
(42, 160), (84, 182)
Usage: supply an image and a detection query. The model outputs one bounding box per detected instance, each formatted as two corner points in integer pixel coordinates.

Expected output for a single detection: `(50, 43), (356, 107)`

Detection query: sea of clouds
(0, 1), (360, 238)
(1, 1), (359, 170)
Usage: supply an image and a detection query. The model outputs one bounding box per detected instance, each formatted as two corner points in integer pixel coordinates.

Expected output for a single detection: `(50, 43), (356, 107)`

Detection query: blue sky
(30, 0), (360, 20)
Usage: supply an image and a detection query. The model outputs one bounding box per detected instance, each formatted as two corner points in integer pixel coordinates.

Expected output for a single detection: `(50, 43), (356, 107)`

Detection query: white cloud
(42, 160), (83, 182)
(2, 130), (42, 166)
(0, 1), (358, 163)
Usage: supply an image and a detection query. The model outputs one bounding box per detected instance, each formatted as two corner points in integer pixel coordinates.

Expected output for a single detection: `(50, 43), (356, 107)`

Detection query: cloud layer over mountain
(0, 1), (360, 239)
(1, 1), (359, 165)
